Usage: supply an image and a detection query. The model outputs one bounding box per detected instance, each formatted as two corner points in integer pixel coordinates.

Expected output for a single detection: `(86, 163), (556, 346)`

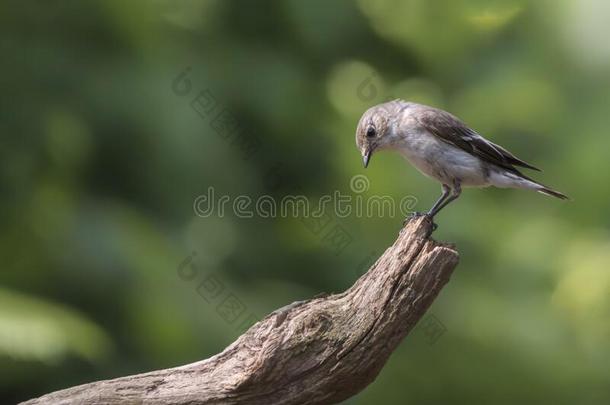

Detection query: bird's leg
(426, 184), (451, 217)
(428, 182), (462, 218)
(404, 184), (450, 229)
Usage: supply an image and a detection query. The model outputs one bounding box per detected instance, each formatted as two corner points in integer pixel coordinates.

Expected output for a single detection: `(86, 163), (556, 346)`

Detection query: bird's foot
(425, 211), (439, 232)
(403, 212), (438, 232)
(403, 211), (424, 226)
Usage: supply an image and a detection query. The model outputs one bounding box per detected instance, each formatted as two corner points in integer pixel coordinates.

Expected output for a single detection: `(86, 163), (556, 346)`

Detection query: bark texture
(22, 216), (459, 405)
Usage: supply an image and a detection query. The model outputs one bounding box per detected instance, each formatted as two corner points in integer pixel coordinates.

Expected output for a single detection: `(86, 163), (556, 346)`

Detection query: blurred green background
(2, 0), (609, 403)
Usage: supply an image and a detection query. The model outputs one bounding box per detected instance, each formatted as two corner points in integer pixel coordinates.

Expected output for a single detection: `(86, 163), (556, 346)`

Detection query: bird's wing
(417, 107), (540, 172)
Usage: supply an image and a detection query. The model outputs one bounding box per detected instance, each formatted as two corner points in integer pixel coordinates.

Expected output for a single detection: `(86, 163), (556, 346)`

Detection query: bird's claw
(403, 212), (438, 232)
(403, 211), (423, 226)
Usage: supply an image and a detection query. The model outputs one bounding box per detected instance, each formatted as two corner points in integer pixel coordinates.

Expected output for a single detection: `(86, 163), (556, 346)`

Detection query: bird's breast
(395, 130), (489, 187)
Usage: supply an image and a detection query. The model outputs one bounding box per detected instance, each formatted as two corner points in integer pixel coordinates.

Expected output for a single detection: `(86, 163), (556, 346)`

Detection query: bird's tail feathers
(536, 185), (569, 200)
(511, 172), (569, 200)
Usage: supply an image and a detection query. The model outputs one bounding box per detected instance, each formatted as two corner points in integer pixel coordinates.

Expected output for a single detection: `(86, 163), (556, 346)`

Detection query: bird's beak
(363, 149), (372, 168)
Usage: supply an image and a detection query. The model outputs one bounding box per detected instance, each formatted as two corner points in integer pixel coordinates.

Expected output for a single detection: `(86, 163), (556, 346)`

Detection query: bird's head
(355, 104), (393, 168)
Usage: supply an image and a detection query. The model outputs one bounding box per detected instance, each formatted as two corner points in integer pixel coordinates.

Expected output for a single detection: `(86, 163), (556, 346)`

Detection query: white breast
(395, 129), (490, 187)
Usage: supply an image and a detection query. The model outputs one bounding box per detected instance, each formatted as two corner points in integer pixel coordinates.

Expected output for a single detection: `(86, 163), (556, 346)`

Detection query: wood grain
(22, 215), (459, 405)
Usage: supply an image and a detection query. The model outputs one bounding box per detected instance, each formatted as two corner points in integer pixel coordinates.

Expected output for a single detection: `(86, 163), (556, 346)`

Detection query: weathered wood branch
(22, 216), (459, 405)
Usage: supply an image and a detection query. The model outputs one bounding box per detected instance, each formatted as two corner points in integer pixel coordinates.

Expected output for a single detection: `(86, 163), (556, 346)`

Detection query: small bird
(355, 100), (568, 220)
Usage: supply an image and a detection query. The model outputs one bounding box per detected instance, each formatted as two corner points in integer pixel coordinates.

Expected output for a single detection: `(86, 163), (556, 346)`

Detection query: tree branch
(22, 216), (459, 405)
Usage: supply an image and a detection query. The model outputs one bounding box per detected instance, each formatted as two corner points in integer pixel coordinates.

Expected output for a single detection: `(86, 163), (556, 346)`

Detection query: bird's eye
(366, 127), (376, 138)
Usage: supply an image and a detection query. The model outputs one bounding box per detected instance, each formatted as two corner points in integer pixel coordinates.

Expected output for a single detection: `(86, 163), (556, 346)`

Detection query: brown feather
(417, 107), (541, 173)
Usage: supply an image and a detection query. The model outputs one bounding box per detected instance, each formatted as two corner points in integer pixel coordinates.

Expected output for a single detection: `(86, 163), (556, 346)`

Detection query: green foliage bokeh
(1, 1), (609, 403)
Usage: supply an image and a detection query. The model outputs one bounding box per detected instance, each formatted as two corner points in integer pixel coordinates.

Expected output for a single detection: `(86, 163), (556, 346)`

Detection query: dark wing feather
(417, 107), (540, 172)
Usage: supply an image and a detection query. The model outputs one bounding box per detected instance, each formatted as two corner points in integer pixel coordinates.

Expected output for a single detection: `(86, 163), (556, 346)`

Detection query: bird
(355, 100), (568, 222)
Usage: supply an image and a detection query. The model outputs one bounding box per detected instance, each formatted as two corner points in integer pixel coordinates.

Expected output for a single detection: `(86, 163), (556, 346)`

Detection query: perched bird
(355, 100), (568, 220)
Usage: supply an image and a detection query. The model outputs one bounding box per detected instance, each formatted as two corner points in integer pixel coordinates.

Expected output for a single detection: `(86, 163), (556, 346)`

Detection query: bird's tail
(500, 171), (570, 200)
(536, 185), (569, 200)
